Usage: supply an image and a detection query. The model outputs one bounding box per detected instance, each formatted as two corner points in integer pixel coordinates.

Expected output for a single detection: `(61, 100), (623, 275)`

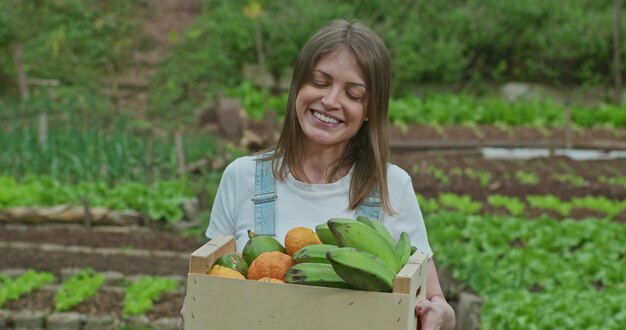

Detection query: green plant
(0, 0), (138, 91)
(514, 170), (540, 186)
(0, 109), (220, 184)
(427, 165), (450, 186)
(464, 168), (491, 188)
(599, 175), (626, 189)
(426, 213), (626, 330)
(570, 196), (626, 219)
(122, 276), (179, 317)
(416, 194), (439, 215)
(526, 194), (571, 217)
(450, 166), (463, 177)
(487, 194), (525, 217)
(0, 270), (56, 307)
(54, 268), (105, 312)
(553, 173), (587, 188)
(437, 192), (482, 214)
(0, 175), (194, 222)
(225, 80), (288, 120)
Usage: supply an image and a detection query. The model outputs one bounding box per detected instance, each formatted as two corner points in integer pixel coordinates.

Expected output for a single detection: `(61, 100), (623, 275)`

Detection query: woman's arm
(416, 258), (456, 330)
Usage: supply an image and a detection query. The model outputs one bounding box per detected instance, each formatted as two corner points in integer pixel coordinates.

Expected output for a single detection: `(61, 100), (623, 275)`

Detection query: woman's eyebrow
(313, 69), (366, 88)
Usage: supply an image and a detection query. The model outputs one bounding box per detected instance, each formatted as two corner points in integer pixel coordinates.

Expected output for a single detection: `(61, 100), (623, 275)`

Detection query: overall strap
(252, 153), (277, 236)
(356, 187), (381, 220)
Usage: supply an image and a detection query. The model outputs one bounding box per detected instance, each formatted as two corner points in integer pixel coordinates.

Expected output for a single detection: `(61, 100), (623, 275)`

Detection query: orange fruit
(247, 251), (294, 280)
(284, 226), (322, 256)
(207, 265), (246, 280)
(257, 277), (285, 284)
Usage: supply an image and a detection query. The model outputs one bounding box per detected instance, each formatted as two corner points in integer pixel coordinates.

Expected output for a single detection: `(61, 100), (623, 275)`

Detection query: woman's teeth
(313, 111), (339, 124)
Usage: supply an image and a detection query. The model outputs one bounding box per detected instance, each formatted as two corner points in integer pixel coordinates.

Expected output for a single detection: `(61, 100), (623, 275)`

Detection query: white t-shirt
(206, 155), (433, 257)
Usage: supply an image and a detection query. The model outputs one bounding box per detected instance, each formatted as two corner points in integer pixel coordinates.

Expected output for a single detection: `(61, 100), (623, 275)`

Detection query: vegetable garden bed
(1, 124), (625, 329)
(0, 224), (199, 329)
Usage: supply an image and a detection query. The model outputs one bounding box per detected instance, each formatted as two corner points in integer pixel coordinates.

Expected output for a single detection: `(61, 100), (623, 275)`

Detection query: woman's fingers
(415, 299), (432, 315)
(415, 300), (444, 330)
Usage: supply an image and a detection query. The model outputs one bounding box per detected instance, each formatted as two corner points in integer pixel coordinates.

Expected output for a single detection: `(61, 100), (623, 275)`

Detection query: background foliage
(149, 0), (622, 120)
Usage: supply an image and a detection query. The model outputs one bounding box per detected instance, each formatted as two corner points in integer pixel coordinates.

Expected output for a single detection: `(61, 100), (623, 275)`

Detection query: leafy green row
(426, 212), (626, 329)
(0, 270), (56, 307)
(418, 192), (626, 219)
(54, 268), (105, 312)
(417, 163), (626, 190)
(122, 276), (179, 317)
(0, 175), (194, 222)
(0, 269), (179, 316)
(390, 93), (626, 128)
(0, 111), (219, 183)
(226, 82), (626, 128)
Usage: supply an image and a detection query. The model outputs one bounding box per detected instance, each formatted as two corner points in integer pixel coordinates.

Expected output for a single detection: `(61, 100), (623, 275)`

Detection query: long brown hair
(270, 19), (394, 215)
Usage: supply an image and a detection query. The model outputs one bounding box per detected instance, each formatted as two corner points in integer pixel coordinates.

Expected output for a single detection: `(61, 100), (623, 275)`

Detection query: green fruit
(292, 244), (337, 264)
(356, 216), (395, 248)
(284, 263), (353, 289)
(242, 229), (286, 265)
(326, 247), (396, 292)
(328, 218), (401, 273)
(394, 231), (411, 270)
(315, 223), (336, 245)
(214, 253), (249, 277)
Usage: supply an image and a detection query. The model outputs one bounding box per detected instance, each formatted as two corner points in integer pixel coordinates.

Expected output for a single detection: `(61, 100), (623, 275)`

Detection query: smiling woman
(182, 19), (456, 330)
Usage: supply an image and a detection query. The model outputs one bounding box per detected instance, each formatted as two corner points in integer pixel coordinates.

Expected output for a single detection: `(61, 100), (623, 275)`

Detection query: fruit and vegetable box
(183, 218), (428, 330)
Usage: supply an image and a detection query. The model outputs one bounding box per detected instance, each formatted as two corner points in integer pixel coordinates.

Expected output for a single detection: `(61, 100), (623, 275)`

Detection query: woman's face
(295, 48), (368, 150)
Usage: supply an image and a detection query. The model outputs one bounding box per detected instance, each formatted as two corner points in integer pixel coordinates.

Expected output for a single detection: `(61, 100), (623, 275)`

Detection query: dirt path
(116, 0), (199, 117)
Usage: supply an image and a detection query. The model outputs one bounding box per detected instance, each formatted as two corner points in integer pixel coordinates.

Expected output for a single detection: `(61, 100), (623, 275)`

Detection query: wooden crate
(183, 235), (427, 330)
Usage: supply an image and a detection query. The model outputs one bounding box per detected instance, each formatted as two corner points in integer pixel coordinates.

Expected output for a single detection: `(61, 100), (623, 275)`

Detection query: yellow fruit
(257, 277), (285, 283)
(247, 251), (294, 280)
(285, 226), (322, 256)
(207, 265), (245, 280)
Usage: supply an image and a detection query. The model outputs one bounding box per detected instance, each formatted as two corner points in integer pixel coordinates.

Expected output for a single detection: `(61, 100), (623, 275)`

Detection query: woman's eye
(311, 80), (327, 87)
(346, 92), (362, 101)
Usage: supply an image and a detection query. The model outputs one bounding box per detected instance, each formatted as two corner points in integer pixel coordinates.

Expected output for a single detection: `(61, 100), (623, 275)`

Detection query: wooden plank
(188, 236), (235, 275)
(393, 252), (428, 330)
(184, 275), (415, 330)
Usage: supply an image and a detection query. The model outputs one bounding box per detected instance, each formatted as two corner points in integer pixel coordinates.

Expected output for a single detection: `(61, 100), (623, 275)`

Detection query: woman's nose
(321, 88), (340, 110)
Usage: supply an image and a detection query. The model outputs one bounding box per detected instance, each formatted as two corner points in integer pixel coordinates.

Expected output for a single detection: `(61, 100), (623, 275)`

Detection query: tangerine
(247, 251), (294, 280)
(285, 226), (322, 256)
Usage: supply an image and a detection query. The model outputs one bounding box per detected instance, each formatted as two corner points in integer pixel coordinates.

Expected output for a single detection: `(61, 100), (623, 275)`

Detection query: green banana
(327, 218), (401, 273)
(315, 223), (337, 245)
(326, 247), (396, 292)
(356, 216), (395, 248)
(291, 244), (337, 264)
(283, 262), (353, 289)
(394, 231), (411, 269)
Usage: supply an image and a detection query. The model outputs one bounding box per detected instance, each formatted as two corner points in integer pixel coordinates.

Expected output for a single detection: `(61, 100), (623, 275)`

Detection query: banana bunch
(283, 217), (416, 293)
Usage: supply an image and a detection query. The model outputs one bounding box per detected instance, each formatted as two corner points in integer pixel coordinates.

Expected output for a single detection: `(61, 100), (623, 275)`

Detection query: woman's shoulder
(386, 163), (411, 183)
(223, 155), (258, 175)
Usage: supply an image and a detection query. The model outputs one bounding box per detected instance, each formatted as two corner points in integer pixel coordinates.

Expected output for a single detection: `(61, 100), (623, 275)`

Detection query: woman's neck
(297, 143), (350, 184)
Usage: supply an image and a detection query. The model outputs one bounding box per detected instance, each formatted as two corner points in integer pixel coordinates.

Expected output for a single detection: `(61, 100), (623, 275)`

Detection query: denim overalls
(251, 153), (381, 236)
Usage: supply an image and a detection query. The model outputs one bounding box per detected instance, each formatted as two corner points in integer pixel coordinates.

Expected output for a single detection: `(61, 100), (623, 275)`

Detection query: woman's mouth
(311, 110), (340, 125)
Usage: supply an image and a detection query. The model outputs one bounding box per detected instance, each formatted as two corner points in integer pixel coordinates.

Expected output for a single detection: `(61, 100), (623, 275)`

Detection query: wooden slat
(188, 236), (235, 275)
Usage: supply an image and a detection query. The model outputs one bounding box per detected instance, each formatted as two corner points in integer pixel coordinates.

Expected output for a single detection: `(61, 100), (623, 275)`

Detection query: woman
(197, 19), (455, 330)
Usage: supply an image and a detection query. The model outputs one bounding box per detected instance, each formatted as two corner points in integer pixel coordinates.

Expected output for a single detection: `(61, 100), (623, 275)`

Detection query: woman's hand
(415, 296), (455, 330)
